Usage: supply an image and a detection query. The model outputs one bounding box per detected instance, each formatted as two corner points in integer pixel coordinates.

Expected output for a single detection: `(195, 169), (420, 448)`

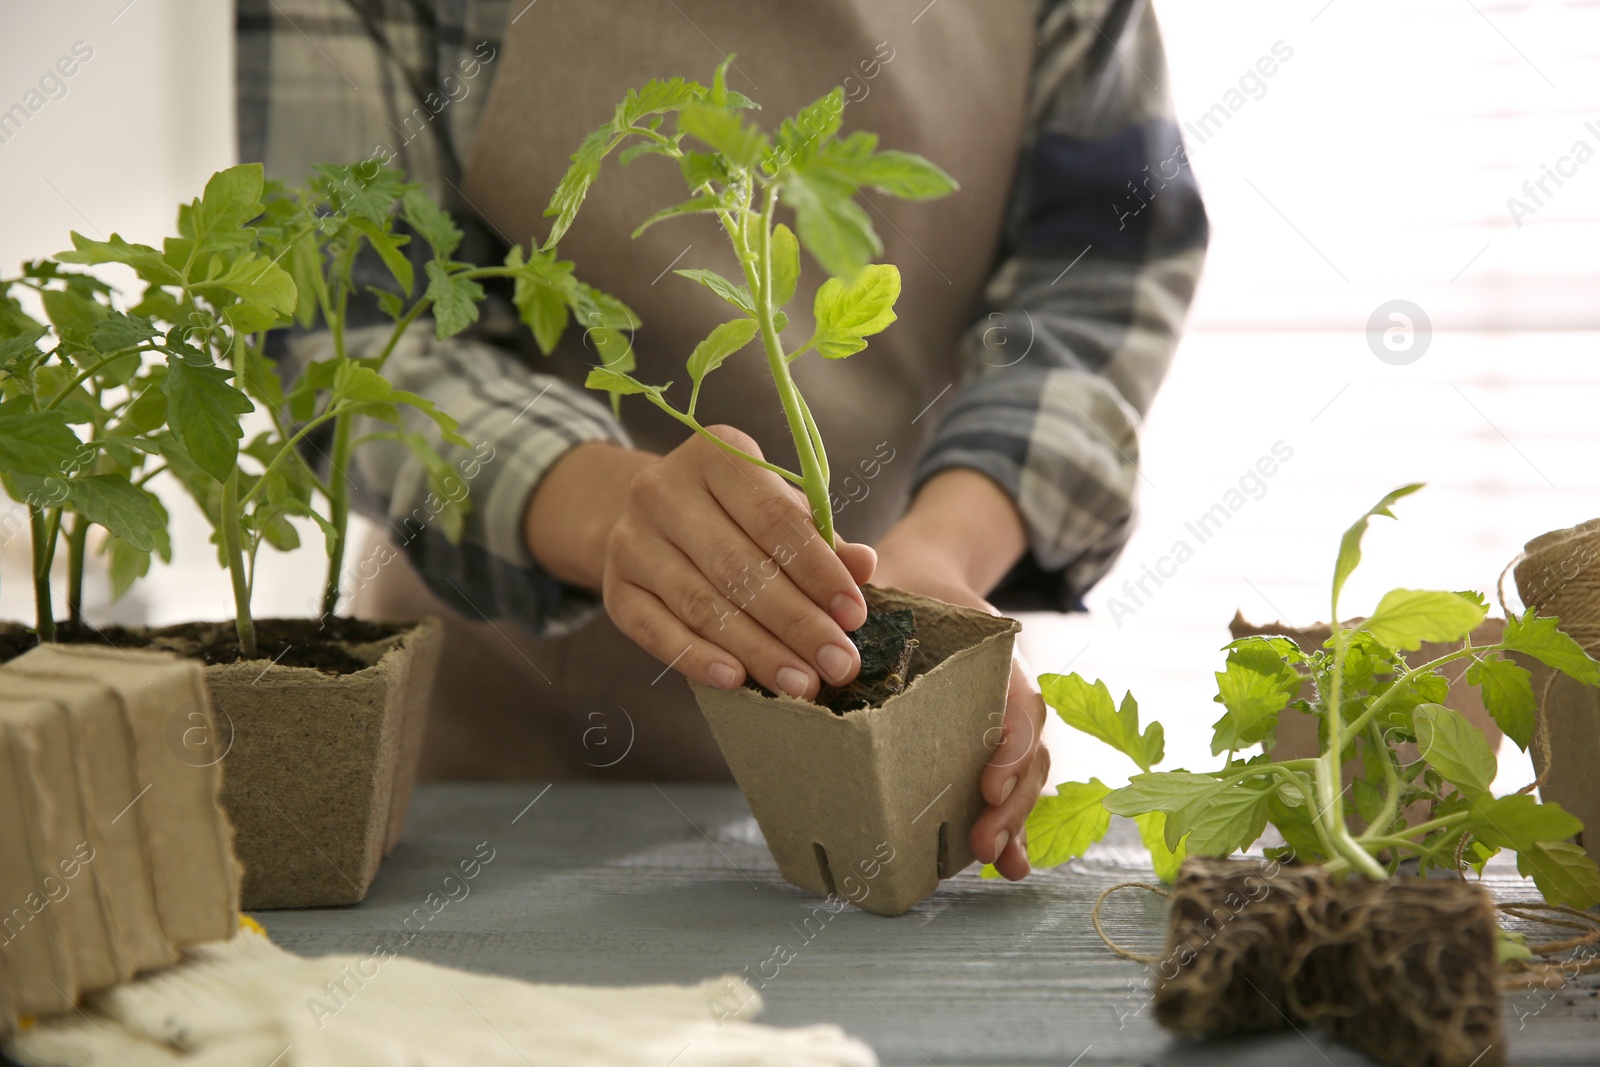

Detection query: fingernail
(708, 663), (740, 690)
(776, 667), (810, 697)
(999, 776), (1018, 804)
(830, 592), (865, 630)
(817, 643), (854, 684)
(993, 829), (1010, 861)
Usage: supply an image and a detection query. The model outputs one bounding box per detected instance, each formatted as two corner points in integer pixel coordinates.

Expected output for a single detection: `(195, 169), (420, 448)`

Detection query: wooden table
(249, 784), (1599, 1066)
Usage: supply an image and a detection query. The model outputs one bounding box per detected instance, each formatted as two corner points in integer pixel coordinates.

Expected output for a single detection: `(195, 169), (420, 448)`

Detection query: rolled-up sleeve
(911, 0), (1208, 611)
(314, 325), (631, 637)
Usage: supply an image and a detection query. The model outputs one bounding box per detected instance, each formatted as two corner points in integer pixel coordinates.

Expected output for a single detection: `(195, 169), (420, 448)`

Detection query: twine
(1495, 901), (1600, 990)
(1090, 881), (1170, 964)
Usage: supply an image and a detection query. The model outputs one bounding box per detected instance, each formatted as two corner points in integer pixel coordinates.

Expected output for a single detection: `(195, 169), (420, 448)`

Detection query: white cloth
(5, 924), (876, 1067)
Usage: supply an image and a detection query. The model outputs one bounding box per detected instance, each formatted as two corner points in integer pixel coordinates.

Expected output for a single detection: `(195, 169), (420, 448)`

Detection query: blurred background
(1, 0), (1595, 791)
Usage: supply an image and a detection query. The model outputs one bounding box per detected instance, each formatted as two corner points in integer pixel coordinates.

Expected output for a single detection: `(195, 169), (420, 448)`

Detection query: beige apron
(359, 0), (1037, 780)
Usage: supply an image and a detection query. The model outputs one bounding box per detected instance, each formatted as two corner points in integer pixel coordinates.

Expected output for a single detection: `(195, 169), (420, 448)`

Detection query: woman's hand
(535, 428), (877, 699)
(871, 469), (1046, 881)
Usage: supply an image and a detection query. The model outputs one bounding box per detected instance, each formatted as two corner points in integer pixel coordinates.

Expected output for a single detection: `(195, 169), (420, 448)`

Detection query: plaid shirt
(238, 0), (1207, 634)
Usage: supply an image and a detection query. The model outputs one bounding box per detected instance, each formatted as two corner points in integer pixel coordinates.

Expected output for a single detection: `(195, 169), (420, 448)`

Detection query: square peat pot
(209, 617), (443, 909)
(692, 586), (1020, 917)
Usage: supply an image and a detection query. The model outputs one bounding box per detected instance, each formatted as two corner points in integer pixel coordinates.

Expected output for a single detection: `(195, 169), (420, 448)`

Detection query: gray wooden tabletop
(249, 784), (1600, 1067)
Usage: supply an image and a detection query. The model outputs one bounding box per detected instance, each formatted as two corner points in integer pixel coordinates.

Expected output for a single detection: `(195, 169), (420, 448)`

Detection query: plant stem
(642, 393), (804, 484)
(43, 344), (155, 410)
(29, 507), (55, 641)
(372, 297), (432, 369)
(236, 406), (346, 511)
(731, 186), (835, 545)
(1358, 720), (1404, 843)
(1319, 627), (1389, 879)
(65, 514), (87, 626)
(320, 412), (354, 618)
(219, 471), (257, 658)
(1343, 644), (1484, 738)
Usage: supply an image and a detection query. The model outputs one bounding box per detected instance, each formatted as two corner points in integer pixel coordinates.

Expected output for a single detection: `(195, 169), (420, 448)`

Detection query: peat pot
(204, 617), (443, 908)
(692, 585), (1020, 917)
(0, 616), (442, 909)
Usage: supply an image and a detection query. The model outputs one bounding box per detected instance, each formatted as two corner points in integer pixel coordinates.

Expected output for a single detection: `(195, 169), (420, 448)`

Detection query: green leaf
(1466, 656), (1536, 750)
(312, 162), (405, 226)
(401, 187), (463, 259)
(286, 229), (329, 328)
(57, 232), (181, 285)
(1464, 794), (1582, 851)
(1266, 779), (1328, 862)
(1412, 703), (1497, 795)
(92, 312), (159, 353)
(41, 287), (105, 347)
(1166, 778), (1270, 856)
(424, 261), (485, 339)
(1517, 840), (1600, 909)
(544, 125), (614, 249)
(505, 245), (576, 355)
(349, 217), (414, 296)
(687, 319), (760, 387)
(1024, 780), (1112, 869)
(1497, 929), (1533, 964)
(584, 367), (656, 396)
(63, 474), (165, 552)
(0, 411), (83, 477)
(1134, 810), (1187, 883)
(104, 534), (152, 600)
(396, 430), (468, 543)
(0, 328), (49, 370)
(192, 163), (266, 238)
(775, 88), (845, 168)
(1360, 588), (1487, 651)
(614, 76), (709, 129)
(785, 169), (880, 280)
(841, 149), (959, 200)
(1331, 483), (1423, 617)
(196, 252), (299, 333)
(680, 151), (729, 191)
(1350, 776), (1386, 825)
(770, 223), (800, 308)
(114, 371), (169, 436)
(1104, 772), (1221, 819)
(810, 263), (901, 360)
(678, 104), (770, 167)
(161, 354), (253, 482)
(1209, 640), (1302, 755)
(630, 194), (722, 238)
(1040, 673), (1164, 772)
(330, 361), (395, 405)
(1501, 612), (1600, 687)
(674, 268), (754, 315)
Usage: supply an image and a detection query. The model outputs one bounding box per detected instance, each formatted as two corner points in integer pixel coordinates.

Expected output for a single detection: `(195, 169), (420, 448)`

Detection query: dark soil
(0, 617), (410, 676)
(744, 605), (920, 712)
(818, 606), (919, 712)
(1154, 856), (1502, 1067)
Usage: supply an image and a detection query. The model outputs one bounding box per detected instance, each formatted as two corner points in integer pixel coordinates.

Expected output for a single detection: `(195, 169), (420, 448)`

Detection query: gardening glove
(4, 920), (878, 1067)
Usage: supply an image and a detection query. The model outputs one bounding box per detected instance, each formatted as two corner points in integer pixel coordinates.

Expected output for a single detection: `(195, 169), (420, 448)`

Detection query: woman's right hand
(529, 426), (876, 699)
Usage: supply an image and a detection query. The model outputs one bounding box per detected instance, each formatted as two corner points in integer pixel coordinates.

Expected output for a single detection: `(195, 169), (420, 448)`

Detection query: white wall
(0, 0), (355, 626)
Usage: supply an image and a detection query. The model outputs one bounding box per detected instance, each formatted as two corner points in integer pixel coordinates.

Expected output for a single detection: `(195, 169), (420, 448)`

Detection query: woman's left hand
(869, 543), (1048, 882)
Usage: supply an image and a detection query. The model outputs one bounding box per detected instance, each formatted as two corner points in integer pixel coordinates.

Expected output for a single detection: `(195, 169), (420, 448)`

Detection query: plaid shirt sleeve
(911, 0), (1208, 612)
(237, 0), (1205, 632)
